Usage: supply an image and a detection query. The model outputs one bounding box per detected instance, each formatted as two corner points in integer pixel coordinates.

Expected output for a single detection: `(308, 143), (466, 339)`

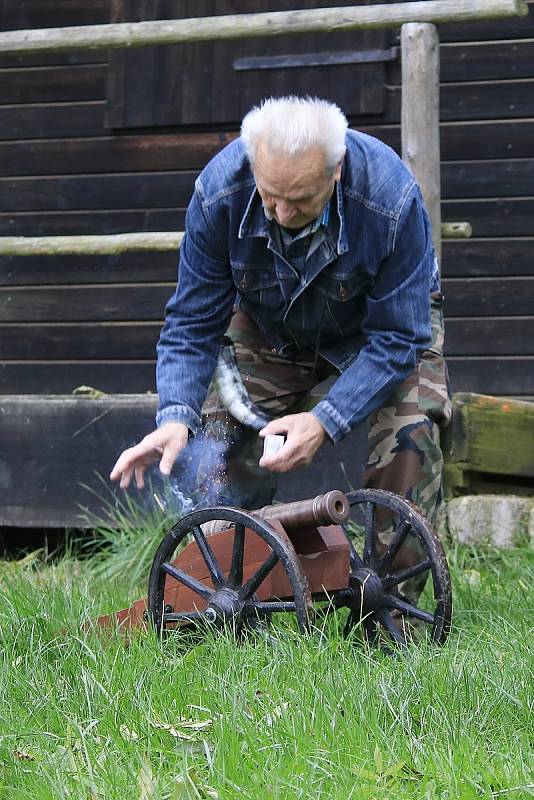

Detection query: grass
(0, 517), (533, 799)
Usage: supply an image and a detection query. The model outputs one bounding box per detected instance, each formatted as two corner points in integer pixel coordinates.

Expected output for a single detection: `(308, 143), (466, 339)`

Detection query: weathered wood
(442, 238), (534, 277)
(4, 121), (534, 178)
(443, 198), (534, 237)
(442, 392), (534, 496)
(4, 317), (534, 361)
(401, 23), (441, 262)
(447, 358), (534, 395)
(0, 64), (106, 104)
(0, 252), (178, 286)
(0, 221), (472, 254)
(441, 222), (472, 239)
(445, 319), (534, 356)
(0, 394), (367, 527)
(3, 239), (532, 287)
(0, 210), (187, 237)
(443, 278), (534, 316)
(0, 1), (527, 55)
(0, 364), (157, 396)
(0, 233), (183, 256)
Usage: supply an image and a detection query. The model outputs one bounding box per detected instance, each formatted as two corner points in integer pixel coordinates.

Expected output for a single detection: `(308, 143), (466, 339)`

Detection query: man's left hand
(258, 412), (327, 472)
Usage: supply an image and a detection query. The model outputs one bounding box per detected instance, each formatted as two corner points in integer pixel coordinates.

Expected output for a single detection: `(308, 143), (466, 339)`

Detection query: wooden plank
(2, 121), (534, 178)
(442, 198), (534, 236)
(3, 316), (533, 361)
(447, 357), (534, 394)
(1, 278), (532, 323)
(0, 198), (530, 239)
(0, 363), (157, 395)
(445, 317), (534, 355)
(0, 1), (527, 56)
(390, 39), (534, 83)
(0, 284), (174, 323)
(442, 238), (534, 277)
(0, 233), (184, 256)
(0, 252), (178, 286)
(0, 52), (107, 69)
(0, 133), (237, 177)
(442, 159), (534, 198)
(0, 0), (110, 30)
(442, 392), (534, 483)
(363, 120), (534, 161)
(0, 159), (531, 216)
(0, 394), (157, 527)
(3, 238), (527, 287)
(0, 173), (197, 212)
(0, 323), (162, 360)
(0, 102), (105, 140)
(436, 0), (534, 40)
(2, 79), (533, 141)
(0, 64), (107, 104)
(443, 278), (534, 316)
(0, 209), (187, 236)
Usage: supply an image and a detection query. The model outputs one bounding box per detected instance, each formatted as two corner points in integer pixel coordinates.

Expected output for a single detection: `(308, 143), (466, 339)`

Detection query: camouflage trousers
(203, 304), (452, 599)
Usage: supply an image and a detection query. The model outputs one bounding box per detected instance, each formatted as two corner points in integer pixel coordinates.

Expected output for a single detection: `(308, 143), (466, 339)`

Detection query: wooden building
(0, 1), (533, 527)
(1, 0), (533, 398)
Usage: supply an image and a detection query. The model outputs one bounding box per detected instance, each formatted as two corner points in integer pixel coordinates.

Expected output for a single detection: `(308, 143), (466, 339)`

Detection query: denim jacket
(156, 130), (439, 443)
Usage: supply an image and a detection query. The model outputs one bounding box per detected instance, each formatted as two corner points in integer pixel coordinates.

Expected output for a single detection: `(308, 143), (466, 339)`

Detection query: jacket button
(239, 277), (247, 289)
(339, 284), (347, 299)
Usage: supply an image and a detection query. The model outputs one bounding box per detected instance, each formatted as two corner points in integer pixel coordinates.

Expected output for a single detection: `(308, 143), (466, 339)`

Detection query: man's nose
(275, 200), (295, 224)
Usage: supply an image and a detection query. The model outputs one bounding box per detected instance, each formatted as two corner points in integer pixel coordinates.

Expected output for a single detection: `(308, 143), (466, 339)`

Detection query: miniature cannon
(102, 488), (452, 648)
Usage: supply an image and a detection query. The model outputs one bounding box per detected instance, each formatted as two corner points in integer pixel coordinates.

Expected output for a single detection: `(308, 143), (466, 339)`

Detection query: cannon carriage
(103, 488), (452, 649)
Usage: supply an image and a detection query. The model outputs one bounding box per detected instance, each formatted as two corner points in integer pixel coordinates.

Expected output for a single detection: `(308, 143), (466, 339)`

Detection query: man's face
(253, 141), (342, 229)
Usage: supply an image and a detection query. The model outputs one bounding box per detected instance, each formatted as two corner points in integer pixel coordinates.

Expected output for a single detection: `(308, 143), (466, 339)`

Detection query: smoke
(149, 421), (234, 517)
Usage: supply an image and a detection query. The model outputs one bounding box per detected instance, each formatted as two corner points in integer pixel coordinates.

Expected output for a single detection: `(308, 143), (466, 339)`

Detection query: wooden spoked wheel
(147, 507), (312, 636)
(330, 489), (452, 647)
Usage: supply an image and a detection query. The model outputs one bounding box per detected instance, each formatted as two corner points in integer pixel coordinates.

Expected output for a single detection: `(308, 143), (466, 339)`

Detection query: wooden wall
(0, 0), (533, 397)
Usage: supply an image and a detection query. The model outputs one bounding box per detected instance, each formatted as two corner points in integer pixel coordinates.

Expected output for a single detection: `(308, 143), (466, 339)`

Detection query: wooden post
(401, 23), (442, 266)
(0, 0), (527, 55)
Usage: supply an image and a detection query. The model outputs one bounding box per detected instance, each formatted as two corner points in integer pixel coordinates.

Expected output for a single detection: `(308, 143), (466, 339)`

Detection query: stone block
(446, 494), (534, 548)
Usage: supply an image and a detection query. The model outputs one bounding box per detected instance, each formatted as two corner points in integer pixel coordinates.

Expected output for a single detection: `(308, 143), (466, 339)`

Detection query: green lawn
(0, 526), (532, 799)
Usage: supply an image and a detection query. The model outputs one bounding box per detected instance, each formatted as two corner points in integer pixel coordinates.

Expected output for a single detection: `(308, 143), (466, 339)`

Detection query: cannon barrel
(253, 490), (349, 531)
(201, 490), (350, 536)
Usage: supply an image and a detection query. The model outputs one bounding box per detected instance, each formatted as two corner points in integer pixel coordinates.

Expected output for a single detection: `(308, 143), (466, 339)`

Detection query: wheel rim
(147, 507), (312, 636)
(341, 489), (452, 646)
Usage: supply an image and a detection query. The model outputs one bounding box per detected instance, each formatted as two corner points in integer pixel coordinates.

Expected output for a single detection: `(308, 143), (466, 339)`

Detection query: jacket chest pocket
(311, 274), (364, 332)
(231, 265), (283, 313)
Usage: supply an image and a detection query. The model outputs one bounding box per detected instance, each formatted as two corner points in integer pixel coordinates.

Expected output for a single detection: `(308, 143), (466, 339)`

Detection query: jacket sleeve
(312, 185), (434, 442)
(156, 187), (236, 431)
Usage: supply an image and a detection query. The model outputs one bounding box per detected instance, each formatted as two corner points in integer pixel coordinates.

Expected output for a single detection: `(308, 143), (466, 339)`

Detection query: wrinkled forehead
(254, 140), (330, 197)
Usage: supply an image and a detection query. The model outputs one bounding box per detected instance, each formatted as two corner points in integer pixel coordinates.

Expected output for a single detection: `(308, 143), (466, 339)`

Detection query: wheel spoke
(252, 601), (296, 614)
(383, 593), (435, 625)
(162, 562), (214, 600)
(382, 558), (432, 590)
(375, 519), (412, 575)
(228, 523), (245, 589)
(191, 525), (225, 588)
(376, 609), (407, 647)
(238, 550), (279, 601)
(363, 502), (377, 565)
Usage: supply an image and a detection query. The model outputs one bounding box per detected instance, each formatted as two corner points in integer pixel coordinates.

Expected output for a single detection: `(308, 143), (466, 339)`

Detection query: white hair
(241, 96), (348, 171)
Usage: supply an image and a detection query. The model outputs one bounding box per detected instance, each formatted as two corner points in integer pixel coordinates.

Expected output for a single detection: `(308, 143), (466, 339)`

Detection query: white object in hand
(262, 434), (285, 460)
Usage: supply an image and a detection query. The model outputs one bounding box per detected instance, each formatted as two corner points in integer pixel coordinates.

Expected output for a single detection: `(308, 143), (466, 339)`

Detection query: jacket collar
(238, 176), (349, 256)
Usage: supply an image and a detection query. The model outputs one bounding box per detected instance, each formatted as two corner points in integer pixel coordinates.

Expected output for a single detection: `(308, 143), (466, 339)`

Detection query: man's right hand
(110, 421), (190, 490)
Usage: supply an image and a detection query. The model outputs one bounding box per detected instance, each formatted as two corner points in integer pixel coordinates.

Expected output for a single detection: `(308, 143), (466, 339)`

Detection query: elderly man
(111, 96), (451, 535)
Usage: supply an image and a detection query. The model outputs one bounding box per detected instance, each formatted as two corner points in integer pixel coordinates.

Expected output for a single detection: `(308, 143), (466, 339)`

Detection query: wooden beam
(0, 223), (471, 255)
(0, 232), (183, 256)
(0, 1), (527, 55)
(401, 23), (442, 264)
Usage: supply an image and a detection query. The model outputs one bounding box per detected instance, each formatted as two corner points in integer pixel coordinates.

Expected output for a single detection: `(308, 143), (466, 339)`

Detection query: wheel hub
(350, 568), (385, 614)
(205, 588), (243, 626)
